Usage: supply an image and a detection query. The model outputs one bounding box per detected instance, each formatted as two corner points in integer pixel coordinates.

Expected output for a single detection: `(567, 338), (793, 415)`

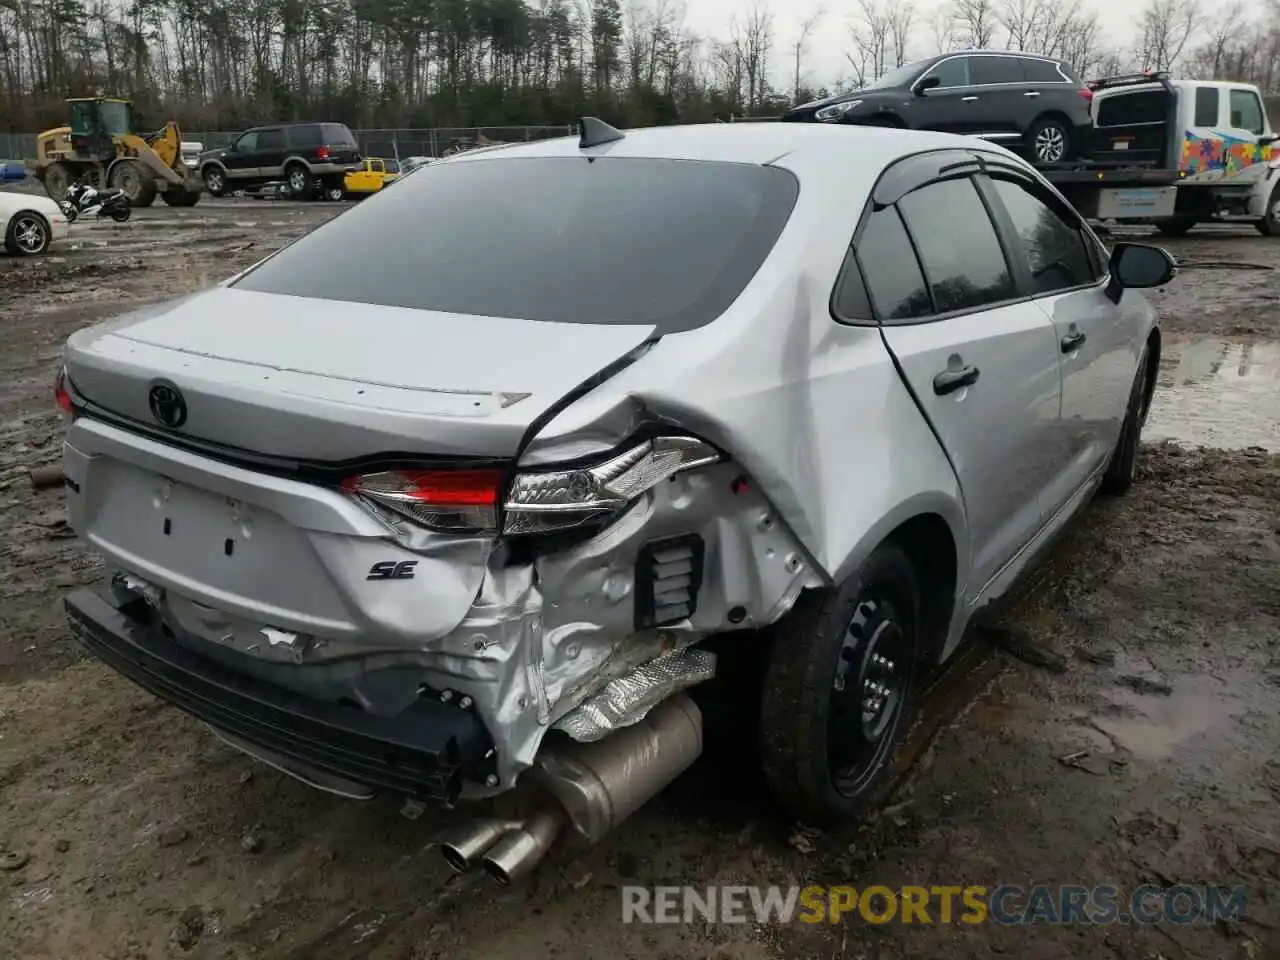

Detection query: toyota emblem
(148, 381), (188, 428)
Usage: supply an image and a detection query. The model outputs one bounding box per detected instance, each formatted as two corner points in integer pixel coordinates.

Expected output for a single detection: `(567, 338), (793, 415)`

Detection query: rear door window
(256, 128), (285, 151)
(232, 157), (800, 333)
(1021, 58), (1066, 83)
(1228, 89), (1265, 134)
(322, 123), (358, 147)
(288, 125), (322, 148)
(1193, 88), (1220, 127)
(971, 56), (1024, 86)
(898, 177), (1016, 314)
(850, 207), (932, 320)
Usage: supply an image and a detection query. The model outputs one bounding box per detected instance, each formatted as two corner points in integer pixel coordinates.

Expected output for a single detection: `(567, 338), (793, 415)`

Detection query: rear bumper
(64, 584), (495, 803)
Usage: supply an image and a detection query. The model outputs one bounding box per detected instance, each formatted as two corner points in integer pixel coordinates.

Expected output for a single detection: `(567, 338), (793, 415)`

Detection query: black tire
(285, 163), (314, 200)
(1256, 182), (1280, 237)
(203, 166), (227, 197)
(1101, 344), (1151, 496)
(760, 542), (922, 826)
(109, 205), (131, 223)
(1154, 217), (1196, 237)
(42, 162), (73, 201)
(162, 188), (201, 208)
(324, 184), (346, 202)
(5, 211), (51, 256)
(1028, 116), (1071, 164)
(110, 161), (156, 207)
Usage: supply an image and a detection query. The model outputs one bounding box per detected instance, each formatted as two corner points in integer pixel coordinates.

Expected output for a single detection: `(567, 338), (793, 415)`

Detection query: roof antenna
(578, 116), (625, 149)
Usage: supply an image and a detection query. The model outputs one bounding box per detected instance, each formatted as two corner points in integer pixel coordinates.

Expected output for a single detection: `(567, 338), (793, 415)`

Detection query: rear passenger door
(979, 170), (1136, 514)
(855, 162), (1064, 593)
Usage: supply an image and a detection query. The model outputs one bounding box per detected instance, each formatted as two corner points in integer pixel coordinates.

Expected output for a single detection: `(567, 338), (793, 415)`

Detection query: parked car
(783, 50), (1094, 165)
(343, 157), (401, 198)
(198, 121), (362, 200)
(1086, 75), (1279, 236)
(55, 120), (1174, 884)
(180, 141), (204, 169)
(2, 190), (69, 255)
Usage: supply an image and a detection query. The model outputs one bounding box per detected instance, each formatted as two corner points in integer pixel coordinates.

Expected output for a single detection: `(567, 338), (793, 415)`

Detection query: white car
(2, 191), (69, 256)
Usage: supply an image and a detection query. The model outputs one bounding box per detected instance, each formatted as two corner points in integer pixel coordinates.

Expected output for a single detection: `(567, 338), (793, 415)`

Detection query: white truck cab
(1089, 75), (1279, 236)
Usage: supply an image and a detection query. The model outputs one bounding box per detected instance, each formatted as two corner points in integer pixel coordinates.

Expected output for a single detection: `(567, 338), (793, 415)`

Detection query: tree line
(0, 0), (1277, 135)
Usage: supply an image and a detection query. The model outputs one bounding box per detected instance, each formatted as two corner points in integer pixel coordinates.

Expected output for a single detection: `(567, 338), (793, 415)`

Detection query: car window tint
(322, 123), (358, 147)
(988, 178), (1097, 294)
(386, 159), (401, 174)
(854, 207), (932, 320)
(235, 132), (258, 151)
(232, 157), (800, 333)
(898, 178), (1015, 313)
(832, 250), (874, 320)
(1096, 90), (1166, 126)
(971, 56), (1023, 85)
(257, 129), (285, 150)
(928, 57), (971, 88)
(1193, 88), (1219, 126)
(1021, 58), (1065, 83)
(288, 125), (322, 148)
(1228, 90), (1265, 134)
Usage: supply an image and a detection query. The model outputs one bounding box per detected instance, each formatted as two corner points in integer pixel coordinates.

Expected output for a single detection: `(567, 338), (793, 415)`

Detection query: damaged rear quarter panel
(522, 147), (969, 624)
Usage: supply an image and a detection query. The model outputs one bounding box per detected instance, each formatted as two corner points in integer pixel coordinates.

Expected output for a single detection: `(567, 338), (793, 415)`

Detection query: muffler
(442, 693), (703, 884)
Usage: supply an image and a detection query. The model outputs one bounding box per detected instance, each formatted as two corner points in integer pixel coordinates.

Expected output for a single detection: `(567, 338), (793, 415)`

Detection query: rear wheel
(110, 161), (157, 208)
(1028, 116), (1071, 164)
(1256, 182), (1280, 237)
(5, 211), (51, 256)
(324, 184), (346, 202)
(42, 162), (73, 202)
(760, 543), (922, 825)
(1154, 217), (1196, 237)
(162, 188), (201, 207)
(109, 205), (131, 223)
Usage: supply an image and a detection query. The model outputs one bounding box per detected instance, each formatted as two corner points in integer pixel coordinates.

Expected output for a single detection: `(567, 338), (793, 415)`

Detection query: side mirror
(225, 141), (237, 152)
(1105, 242), (1177, 302)
(1259, 133), (1280, 146)
(915, 76), (941, 96)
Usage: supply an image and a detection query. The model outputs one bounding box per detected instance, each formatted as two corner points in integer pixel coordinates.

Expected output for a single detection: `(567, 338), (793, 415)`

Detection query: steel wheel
(8, 214), (49, 255)
(1033, 122), (1068, 163)
(828, 591), (912, 797)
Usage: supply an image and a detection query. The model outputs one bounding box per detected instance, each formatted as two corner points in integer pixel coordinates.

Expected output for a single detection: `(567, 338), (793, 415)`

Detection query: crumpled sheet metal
(553, 647), (717, 742)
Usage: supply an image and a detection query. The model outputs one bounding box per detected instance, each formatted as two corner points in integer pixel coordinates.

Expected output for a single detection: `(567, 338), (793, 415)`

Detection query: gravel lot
(1, 198), (1278, 960)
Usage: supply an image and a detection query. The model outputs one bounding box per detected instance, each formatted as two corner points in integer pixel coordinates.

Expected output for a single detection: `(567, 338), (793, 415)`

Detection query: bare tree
(887, 0), (916, 67)
(928, 3), (959, 53)
(847, 0), (913, 83)
(738, 0), (772, 111)
(791, 6), (824, 103)
(1136, 0), (1198, 71)
(951, 0), (999, 49)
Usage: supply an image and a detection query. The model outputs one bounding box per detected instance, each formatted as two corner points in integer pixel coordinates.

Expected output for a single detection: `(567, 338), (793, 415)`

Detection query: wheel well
(868, 112), (906, 127)
(884, 513), (957, 665)
(1032, 109), (1074, 132)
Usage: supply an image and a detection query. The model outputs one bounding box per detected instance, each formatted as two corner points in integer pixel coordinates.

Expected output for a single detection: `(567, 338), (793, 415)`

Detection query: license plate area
(1095, 186), (1177, 220)
(82, 459), (349, 625)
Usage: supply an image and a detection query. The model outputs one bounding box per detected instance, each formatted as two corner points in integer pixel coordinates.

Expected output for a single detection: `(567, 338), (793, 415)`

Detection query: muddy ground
(1, 200), (1278, 960)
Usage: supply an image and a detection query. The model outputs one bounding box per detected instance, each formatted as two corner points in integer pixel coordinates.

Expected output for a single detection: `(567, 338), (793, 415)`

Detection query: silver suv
(55, 119), (1174, 886)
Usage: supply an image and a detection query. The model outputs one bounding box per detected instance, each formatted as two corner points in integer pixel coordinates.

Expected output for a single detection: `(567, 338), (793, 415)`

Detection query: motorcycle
(60, 181), (132, 224)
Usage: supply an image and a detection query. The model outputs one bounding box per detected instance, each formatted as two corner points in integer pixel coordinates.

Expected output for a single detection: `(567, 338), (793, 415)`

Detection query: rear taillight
(341, 436), (722, 540)
(316, 145), (330, 160)
(54, 366), (74, 415)
(1078, 87), (1094, 103)
(341, 468), (502, 534)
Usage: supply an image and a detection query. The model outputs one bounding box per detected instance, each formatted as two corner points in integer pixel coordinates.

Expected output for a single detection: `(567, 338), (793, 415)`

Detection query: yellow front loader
(25, 97), (203, 207)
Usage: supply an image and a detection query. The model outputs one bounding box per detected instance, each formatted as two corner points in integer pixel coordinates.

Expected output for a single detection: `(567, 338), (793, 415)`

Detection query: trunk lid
(63, 287), (656, 463)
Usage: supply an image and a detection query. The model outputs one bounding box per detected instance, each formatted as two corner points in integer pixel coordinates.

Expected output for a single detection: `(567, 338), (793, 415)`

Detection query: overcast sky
(677, 0), (1152, 92)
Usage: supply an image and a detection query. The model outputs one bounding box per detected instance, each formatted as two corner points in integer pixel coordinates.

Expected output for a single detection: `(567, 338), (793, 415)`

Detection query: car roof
(438, 122), (983, 168)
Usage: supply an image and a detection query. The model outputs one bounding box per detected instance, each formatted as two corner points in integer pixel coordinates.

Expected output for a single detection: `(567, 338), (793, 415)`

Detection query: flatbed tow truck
(1033, 71), (1278, 235)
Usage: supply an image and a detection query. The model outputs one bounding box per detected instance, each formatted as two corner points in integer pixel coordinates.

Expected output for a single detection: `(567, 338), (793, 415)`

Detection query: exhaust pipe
(473, 693), (703, 883)
(436, 819), (522, 873)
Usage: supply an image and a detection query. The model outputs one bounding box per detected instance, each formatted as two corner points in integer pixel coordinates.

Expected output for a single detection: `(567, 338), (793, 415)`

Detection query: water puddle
(1092, 674), (1249, 761)
(1145, 339), (1280, 451)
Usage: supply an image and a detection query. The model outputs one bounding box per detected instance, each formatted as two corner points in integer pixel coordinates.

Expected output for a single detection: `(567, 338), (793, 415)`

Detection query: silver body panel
(60, 123), (1159, 794)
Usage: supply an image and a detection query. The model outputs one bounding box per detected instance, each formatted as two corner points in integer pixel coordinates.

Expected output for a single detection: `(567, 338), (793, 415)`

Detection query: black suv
(782, 51), (1093, 165)
(198, 122), (362, 200)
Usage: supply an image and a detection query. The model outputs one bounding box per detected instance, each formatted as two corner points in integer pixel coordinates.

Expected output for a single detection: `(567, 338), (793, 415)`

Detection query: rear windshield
(322, 123), (357, 146)
(1097, 90), (1168, 127)
(232, 156), (800, 332)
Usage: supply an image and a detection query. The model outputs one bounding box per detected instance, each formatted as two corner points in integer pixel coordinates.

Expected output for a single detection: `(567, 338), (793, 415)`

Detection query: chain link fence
(0, 125), (576, 162)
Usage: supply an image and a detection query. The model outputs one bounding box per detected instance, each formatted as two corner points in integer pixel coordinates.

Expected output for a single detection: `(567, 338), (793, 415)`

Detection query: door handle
(933, 365), (981, 395)
(961, 96), (979, 102)
(1061, 331), (1087, 352)
(1024, 91), (1040, 97)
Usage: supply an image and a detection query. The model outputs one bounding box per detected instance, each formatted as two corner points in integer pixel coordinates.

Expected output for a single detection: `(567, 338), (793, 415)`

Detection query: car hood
(62, 287), (658, 461)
